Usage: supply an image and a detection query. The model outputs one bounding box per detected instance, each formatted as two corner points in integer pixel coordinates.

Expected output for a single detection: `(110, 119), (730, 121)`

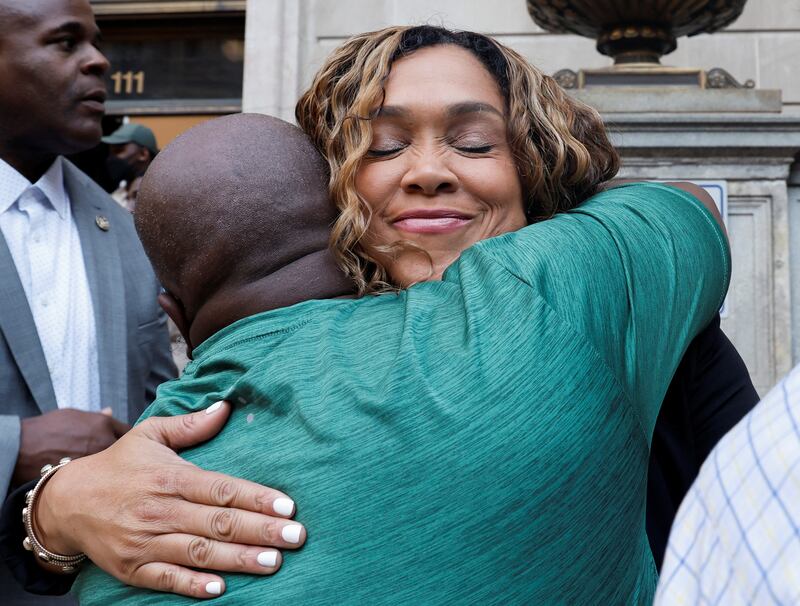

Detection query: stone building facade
(242, 0), (800, 116)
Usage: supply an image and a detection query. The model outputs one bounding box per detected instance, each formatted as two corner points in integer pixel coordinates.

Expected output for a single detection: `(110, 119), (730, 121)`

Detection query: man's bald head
(135, 114), (338, 314)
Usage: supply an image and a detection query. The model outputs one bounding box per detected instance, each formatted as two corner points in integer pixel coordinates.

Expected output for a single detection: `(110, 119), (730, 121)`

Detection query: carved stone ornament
(553, 69), (579, 89)
(706, 67), (756, 89)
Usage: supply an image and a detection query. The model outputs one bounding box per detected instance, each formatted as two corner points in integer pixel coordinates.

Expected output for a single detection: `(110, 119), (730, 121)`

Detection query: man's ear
(158, 291), (194, 359)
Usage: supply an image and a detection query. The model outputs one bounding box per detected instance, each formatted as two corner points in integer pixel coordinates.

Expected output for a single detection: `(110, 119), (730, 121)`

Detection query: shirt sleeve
(473, 182), (730, 439)
(133, 358), (234, 425)
(656, 364), (800, 605)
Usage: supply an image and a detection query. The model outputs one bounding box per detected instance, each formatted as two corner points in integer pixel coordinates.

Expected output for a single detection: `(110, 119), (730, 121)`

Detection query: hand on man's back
(34, 401), (304, 599)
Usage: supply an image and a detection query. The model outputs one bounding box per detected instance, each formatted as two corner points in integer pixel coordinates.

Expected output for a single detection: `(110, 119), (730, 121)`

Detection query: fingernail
(273, 498), (294, 517)
(205, 401), (224, 415)
(281, 524), (302, 544)
(205, 581), (222, 595)
(257, 551), (278, 567)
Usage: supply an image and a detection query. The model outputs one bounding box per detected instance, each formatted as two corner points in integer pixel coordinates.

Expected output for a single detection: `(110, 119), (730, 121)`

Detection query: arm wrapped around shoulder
(476, 181), (731, 437)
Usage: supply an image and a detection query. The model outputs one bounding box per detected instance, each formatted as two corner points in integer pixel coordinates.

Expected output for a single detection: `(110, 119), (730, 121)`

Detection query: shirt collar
(0, 156), (68, 219)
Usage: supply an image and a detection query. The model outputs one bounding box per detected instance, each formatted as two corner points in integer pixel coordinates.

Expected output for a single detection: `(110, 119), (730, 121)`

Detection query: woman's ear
(158, 291), (194, 359)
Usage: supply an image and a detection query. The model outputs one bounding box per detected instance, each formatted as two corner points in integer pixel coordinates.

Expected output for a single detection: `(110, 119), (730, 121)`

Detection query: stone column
(789, 160), (800, 366)
(242, 0), (303, 121)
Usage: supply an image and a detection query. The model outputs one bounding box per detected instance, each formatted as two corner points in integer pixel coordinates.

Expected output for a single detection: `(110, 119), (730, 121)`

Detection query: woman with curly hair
(296, 25), (619, 294)
(295, 24), (757, 568)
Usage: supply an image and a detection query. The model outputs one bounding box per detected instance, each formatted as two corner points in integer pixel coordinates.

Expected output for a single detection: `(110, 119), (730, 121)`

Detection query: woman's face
(355, 44), (527, 287)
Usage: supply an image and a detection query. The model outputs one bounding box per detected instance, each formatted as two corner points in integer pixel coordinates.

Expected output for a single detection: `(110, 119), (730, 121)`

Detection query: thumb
(101, 407), (113, 416)
(135, 400), (232, 451)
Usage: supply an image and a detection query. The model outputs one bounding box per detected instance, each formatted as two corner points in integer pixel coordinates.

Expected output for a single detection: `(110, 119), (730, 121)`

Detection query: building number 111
(111, 71), (145, 95)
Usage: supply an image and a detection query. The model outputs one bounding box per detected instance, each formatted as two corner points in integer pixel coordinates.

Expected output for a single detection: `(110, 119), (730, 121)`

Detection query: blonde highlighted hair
(296, 25), (619, 294)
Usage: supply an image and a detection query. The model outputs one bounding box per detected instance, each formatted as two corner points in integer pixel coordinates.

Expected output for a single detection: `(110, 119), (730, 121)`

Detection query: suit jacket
(0, 159), (175, 605)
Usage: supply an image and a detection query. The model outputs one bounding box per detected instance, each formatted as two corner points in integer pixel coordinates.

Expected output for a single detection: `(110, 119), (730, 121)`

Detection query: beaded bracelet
(22, 458), (87, 573)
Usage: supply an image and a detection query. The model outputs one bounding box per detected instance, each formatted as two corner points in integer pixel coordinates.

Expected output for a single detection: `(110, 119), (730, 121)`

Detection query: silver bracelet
(22, 458), (87, 573)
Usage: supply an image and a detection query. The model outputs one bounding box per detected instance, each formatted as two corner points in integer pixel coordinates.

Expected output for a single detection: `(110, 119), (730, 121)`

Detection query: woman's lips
(392, 211), (473, 234)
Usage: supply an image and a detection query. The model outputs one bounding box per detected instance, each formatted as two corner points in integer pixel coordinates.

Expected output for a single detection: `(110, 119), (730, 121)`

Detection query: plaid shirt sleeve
(655, 364), (800, 605)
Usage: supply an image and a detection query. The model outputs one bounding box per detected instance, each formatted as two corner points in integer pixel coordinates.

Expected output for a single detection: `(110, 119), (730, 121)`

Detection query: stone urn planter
(526, 0), (748, 65)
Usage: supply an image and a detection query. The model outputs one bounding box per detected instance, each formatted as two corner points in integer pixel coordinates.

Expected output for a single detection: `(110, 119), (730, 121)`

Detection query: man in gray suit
(0, 0), (176, 602)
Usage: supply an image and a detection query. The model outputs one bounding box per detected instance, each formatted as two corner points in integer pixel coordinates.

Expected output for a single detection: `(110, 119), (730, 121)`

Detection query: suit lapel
(0, 230), (59, 412)
(64, 161), (129, 417)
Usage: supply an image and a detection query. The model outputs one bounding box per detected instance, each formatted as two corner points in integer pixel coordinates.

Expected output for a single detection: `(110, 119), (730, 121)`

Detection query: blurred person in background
(126, 175), (142, 210)
(102, 123), (158, 211)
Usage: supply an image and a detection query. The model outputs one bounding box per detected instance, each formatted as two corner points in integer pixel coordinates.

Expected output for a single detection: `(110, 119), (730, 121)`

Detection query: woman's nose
(400, 149), (459, 195)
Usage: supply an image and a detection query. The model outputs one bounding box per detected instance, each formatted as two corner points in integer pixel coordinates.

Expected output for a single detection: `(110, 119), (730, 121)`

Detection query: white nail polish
(281, 524), (302, 544)
(205, 581), (222, 595)
(257, 551), (278, 567)
(273, 498), (294, 517)
(205, 401), (224, 415)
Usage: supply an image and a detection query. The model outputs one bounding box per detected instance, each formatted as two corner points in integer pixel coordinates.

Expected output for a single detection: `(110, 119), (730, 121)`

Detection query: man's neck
(0, 146), (57, 183)
(188, 249), (356, 349)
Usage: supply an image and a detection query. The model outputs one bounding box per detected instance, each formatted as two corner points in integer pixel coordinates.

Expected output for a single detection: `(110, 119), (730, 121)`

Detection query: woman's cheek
(462, 160), (524, 212)
(355, 162), (403, 211)
(363, 220), (400, 269)
(492, 157), (525, 217)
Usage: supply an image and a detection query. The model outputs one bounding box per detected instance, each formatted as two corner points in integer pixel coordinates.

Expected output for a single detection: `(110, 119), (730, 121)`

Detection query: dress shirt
(0, 157), (100, 412)
(656, 363), (800, 605)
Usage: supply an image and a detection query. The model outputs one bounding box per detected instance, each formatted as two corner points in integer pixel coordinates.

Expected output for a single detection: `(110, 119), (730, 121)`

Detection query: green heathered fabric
(75, 183), (729, 605)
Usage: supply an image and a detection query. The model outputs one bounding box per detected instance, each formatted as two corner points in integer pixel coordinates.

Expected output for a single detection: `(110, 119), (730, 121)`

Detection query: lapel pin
(95, 215), (110, 231)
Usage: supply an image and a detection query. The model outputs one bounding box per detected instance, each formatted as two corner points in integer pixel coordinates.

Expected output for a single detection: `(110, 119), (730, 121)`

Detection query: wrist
(33, 462), (83, 557)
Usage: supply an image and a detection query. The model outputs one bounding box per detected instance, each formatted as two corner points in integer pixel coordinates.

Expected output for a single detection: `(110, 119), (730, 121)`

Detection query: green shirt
(75, 183), (729, 604)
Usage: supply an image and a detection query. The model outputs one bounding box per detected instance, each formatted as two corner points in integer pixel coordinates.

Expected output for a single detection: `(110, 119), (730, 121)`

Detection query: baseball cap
(102, 123), (158, 155)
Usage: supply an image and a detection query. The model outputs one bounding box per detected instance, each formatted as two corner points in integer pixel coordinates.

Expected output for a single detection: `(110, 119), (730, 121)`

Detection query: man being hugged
(75, 113), (729, 604)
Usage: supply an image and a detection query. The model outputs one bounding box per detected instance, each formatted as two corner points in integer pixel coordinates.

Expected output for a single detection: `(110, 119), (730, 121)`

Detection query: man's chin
(61, 122), (104, 155)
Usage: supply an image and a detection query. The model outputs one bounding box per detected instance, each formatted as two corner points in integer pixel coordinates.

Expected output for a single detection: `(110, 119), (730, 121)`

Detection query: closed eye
(366, 146), (405, 158)
(455, 144), (494, 154)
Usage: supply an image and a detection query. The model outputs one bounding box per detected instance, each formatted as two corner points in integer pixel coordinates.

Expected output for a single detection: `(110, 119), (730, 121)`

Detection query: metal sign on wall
(92, 0), (246, 116)
(102, 34), (244, 115)
(695, 181), (729, 317)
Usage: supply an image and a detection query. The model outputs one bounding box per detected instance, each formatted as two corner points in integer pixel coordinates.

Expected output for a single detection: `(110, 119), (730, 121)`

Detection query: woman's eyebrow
(376, 102), (503, 119)
(375, 105), (409, 118)
(446, 102), (504, 119)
